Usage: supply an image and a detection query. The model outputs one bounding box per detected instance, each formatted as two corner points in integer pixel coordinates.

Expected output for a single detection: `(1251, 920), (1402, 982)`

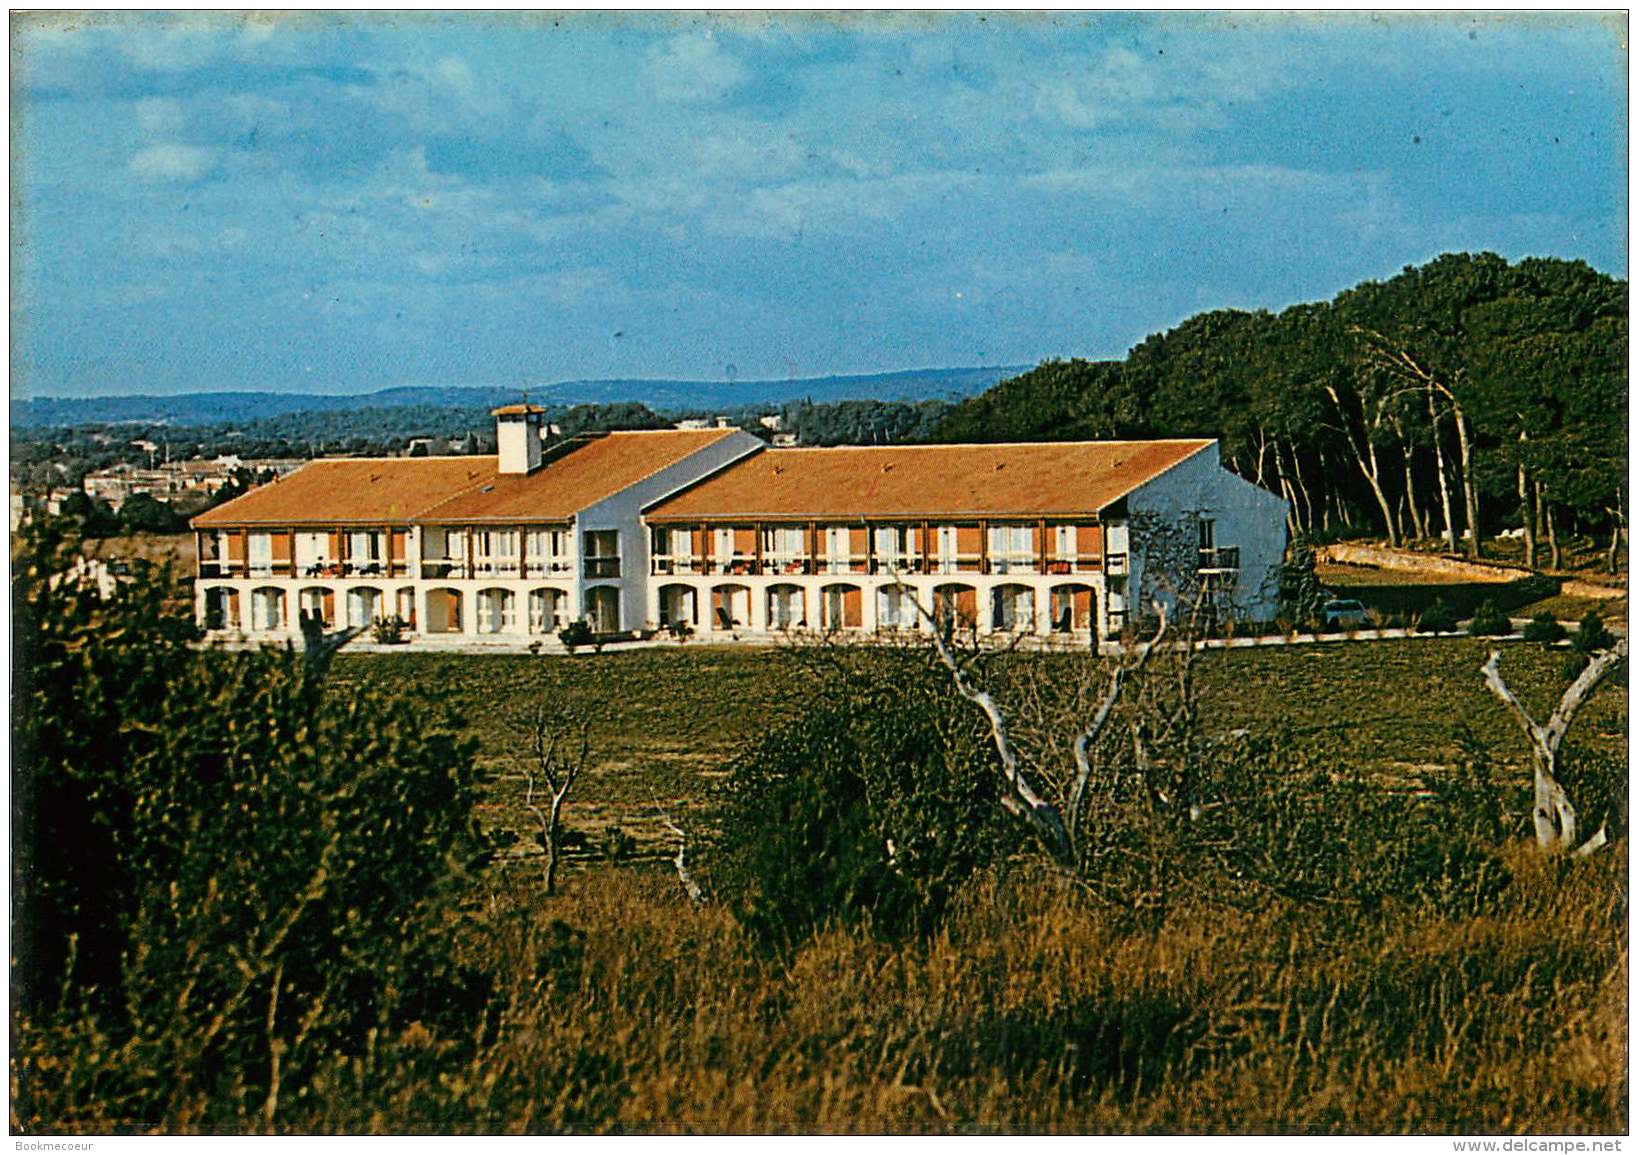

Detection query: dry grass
(242, 849), (1627, 1134)
(21, 637), (1623, 1135)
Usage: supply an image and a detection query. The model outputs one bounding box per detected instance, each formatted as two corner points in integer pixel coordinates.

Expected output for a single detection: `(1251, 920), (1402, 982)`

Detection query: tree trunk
(1540, 483), (1559, 570)
(1285, 442), (1316, 535)
(1427, 386), (1458, 552)
(1454, 405), (1481, 558)
(1273, 446), (1302, 537)
(1608, 487), (1624, 574)
(1363, 439), (1400, 548)
(1393, 416), (1427, 541)
(544, 792), (565, 896)
(1517, 457), (1536, 571)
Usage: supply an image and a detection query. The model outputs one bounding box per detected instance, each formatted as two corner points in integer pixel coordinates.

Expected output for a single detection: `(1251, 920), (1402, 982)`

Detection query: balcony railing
(419, 560), (469, 580)
(1104, 553), (1129, 575)
(472, 559), (522, 578)
(985, 553), (1039, 575)
(524, 559), (574, 578)
(583, 557), (622, 579)
(1041, 553), (1102, 575)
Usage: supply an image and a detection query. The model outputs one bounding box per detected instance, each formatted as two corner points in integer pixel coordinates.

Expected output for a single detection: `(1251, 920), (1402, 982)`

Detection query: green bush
(11, 523), (491, 1130)
(1522, 612), (1567, 645)
(1570, 610), (1616, 654)
(1416, 598), (1458, 634)
(371, 613), (410, 644)
(713, 649), (1017, 953)
(1467, 600), (1512, 637)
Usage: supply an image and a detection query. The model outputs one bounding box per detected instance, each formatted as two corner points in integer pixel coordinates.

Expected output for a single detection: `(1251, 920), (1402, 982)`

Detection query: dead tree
(1481, 639), (1627, 856)
(658, 809), (705, 905)
(522, 707), (589, 895)
(887, 572), (1169, 869)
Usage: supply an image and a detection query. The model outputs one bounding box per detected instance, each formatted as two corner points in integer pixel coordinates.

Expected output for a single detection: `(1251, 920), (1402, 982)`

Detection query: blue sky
(10, 11), (1628, 398)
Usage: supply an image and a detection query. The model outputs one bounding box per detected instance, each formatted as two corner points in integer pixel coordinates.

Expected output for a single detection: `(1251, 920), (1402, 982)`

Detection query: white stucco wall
(576, 430), (765, 631)
(1122, 441), (1289, 623)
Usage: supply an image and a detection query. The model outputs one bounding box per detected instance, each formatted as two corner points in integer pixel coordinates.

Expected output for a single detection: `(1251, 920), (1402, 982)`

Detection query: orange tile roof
(192, 457), (497, 527)
(646, 440), (1215, 521)
(491, 403), (547, 416)
(418, 429), (741, 522)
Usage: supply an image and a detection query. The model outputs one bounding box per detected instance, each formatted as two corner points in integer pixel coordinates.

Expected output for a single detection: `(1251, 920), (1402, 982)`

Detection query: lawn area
(332, 635), (1627, 874)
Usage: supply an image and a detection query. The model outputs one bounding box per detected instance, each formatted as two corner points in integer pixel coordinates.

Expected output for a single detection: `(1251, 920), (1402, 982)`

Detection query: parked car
(1321, 598), (1368, 629)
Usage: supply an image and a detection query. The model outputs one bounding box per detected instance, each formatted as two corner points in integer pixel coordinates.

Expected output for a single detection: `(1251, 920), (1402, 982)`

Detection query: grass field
(21, 623), (1628, 1134)
(332, 636), (1627, 877)
(316, 637), (1631, 1132)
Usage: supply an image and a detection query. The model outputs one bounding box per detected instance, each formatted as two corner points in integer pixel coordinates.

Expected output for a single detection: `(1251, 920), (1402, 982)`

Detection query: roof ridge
(760, 438), (1216, 451)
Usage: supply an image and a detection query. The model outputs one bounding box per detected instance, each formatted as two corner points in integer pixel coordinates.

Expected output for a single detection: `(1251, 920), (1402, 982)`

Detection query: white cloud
(645, 33), (747, 104)
(117, 21), (224, 73)
(135, 97), (187, 137)
(129, 143), (216, 183)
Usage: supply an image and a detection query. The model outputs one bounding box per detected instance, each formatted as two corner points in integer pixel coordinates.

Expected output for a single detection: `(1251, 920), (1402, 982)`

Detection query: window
(824, 527), (850, 573)
(873, 525), (912, 572)
(651, 527), (690, 573)
(250, 588), (283, 630)
(347, 587), (381, 628)
(527, 528), (570, 574)
(582, 531), (620, 578)
(988, 524), (1034, 573)
(474, 530), (519, 575)
(936, 526), (960, 573)
(247, 532), (273, 576)
(528, 589), (562, 633)
(295, 532), (328, 573)
(349, 531), (382, 562)
(762, 526), (804, 572)
(877, 584), (912, 629)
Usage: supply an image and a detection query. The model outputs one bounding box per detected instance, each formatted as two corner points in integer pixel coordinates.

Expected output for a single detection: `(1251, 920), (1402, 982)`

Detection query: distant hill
(12, 367), (1026, 428)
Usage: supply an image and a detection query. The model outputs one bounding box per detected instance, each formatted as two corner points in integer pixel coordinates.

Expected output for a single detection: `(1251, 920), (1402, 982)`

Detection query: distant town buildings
(79, 457), (304, 511)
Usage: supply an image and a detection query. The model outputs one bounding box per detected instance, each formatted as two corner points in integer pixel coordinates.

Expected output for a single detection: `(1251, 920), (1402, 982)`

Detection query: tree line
(933, 253), (1626, 569)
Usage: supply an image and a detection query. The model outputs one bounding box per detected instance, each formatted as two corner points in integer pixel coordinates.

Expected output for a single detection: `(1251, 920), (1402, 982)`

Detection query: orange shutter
(328, 531), (343, 560)
(322, 591), (335, 624)
(956, 587), (977, 625)
(226, 533), (245, 563)
(390, 529), (407, 563)
(269, 533), (291, 561)
(956, 526), (981, 554)
(843, 586), (862, 628)
(226, 589), (241, 625)
(1077, 525), (1103, 557)
(733, 527), (755, 555)
(693, 527), (708, 559)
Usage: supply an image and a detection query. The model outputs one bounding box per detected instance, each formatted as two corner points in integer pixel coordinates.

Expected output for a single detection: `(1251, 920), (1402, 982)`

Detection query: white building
(192, 407), (1287, 645)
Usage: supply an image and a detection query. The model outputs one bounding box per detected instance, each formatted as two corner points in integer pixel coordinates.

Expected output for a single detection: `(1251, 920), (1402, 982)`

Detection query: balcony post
(519, 523), (529, 578)
(753, 521), (763, 576)
(465, 529), (474, 581)
(978, 519), (989, 575)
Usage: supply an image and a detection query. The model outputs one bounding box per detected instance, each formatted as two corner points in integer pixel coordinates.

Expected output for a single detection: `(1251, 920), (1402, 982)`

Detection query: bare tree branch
(522, 707), (588, 894)
(1068, 601), (1168, 835)
(890, 572), (1074, 863)
(658, 809), (705, 905)
(1481, 639), (1626, 854)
